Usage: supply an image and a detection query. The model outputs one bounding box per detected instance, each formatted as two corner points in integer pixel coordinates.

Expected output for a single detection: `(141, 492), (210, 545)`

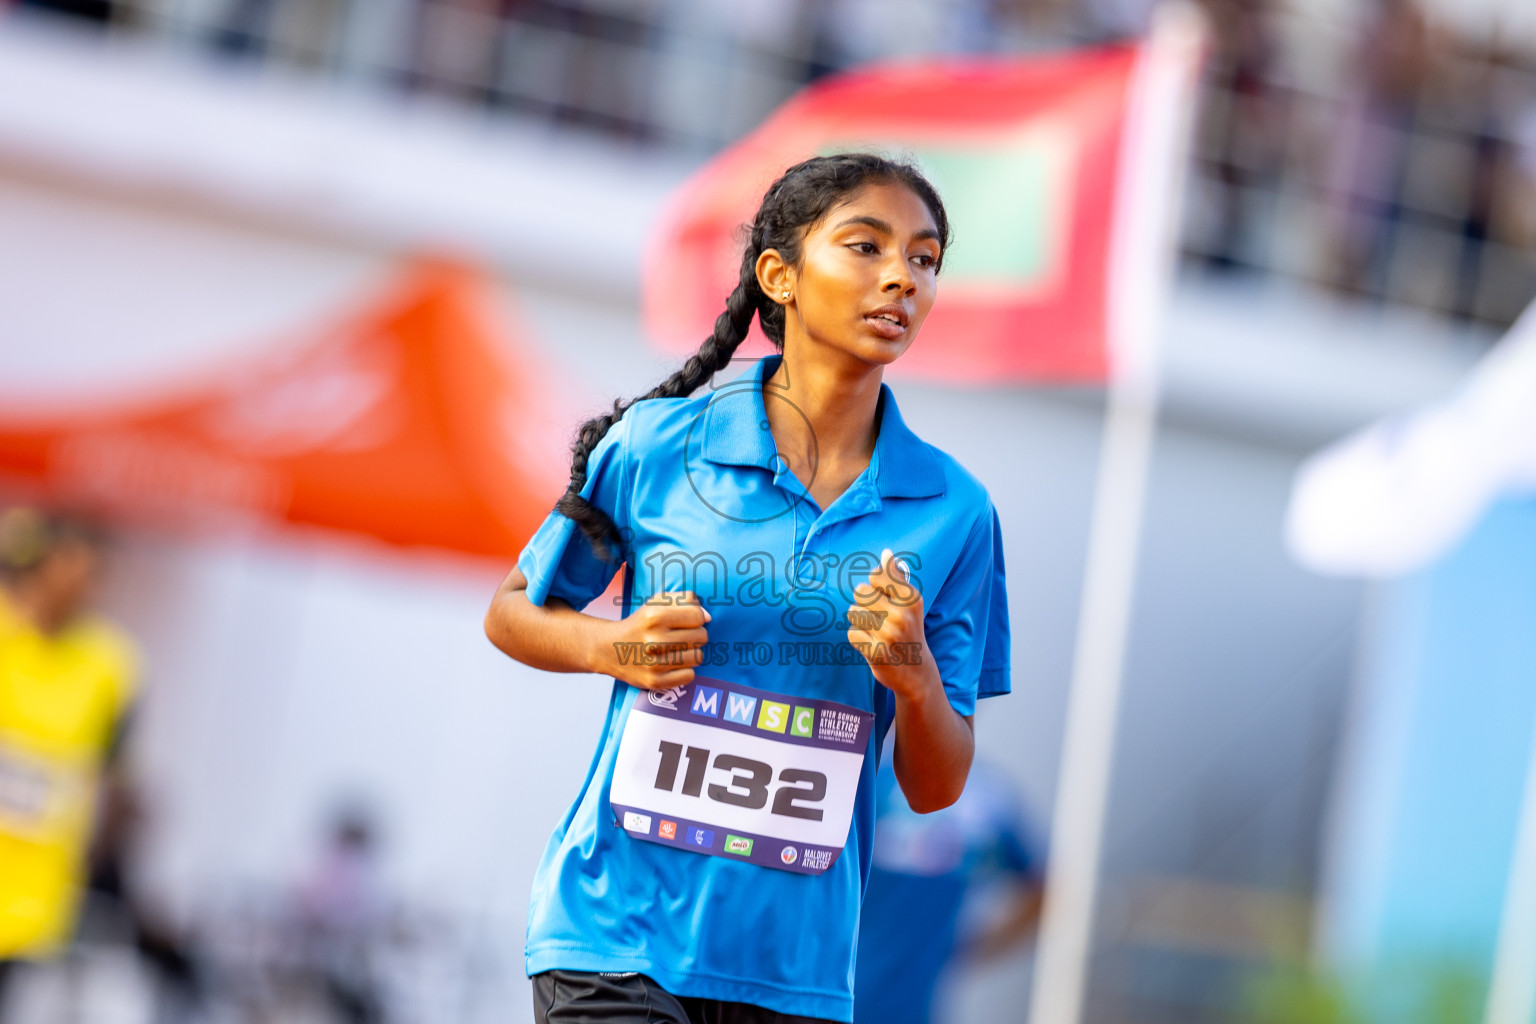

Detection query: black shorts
(532, 970), (836, 1024)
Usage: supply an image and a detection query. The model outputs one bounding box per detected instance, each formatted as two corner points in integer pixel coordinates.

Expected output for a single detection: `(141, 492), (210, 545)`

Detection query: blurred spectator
(209, 0), (279, 59)
(853, 756), (1044, 1024)
(87, 774), (208, 1024)
(1509, 70), (1536, 247)
(810, 0), (998, 72)
(1078, 0), (1156, 41)
(0, 508), (139, 1010)
(1191, 0), (1285, 273)
(1325, 0), (1441, 298)
(1449, 39), (1507, 322)
(410, 0), (505, 103)
(295, 802), (388, 1024)
(1467, 43), (1536, 323)
(9, 0), (116, 26)
(985, 0), (1091, 51)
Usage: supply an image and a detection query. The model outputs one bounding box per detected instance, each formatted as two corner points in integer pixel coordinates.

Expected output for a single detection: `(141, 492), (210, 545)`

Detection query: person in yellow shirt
(0, 507), (138, 1001)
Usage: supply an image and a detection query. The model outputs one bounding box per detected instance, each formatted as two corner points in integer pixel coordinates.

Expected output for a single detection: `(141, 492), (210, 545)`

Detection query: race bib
(609, 677), (875, 875)
(0, 741), (68, 839)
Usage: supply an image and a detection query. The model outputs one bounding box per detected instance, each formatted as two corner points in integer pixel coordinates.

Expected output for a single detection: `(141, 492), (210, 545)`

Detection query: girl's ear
(756, 248), (794, 305)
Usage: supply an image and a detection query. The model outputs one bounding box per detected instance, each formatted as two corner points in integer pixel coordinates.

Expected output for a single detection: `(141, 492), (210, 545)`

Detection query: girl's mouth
(864, 306), (909, 339)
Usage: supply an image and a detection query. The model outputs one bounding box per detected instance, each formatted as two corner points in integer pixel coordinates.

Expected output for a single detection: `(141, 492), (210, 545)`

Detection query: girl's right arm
(484, 568), (711, 691)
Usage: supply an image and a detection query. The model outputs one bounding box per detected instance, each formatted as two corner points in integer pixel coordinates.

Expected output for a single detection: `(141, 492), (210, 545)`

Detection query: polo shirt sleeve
(923, 503), (1012, 716)
(516, 414), (631, 610)
(979, 508), (1012, 699)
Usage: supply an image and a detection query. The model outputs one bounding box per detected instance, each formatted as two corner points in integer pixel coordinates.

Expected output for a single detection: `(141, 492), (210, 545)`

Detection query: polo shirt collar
(701, 356), (946, 499)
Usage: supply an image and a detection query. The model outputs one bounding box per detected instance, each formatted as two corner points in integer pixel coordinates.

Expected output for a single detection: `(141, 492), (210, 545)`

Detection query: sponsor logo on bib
(780, 845), (799, 865)
(648, 686), (686, 711)
(687, 827), (715, 849)
(659, 820), (677, 840)
(623, 811), (652, 834)
(725, 835), (754, 856)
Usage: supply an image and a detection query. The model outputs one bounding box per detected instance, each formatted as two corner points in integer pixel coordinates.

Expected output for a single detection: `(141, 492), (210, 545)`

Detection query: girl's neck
(764, 345), (883, 472)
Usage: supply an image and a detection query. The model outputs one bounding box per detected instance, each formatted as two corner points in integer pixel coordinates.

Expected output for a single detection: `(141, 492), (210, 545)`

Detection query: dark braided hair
(556, 153), (951, 559)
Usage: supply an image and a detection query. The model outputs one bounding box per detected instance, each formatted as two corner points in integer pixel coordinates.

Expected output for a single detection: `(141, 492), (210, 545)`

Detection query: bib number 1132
(653, 741), (827, 821)
(608, 677), (872, 874)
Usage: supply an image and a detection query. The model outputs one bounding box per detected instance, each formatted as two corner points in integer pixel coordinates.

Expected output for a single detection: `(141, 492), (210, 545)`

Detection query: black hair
(555, 152), (951, 559)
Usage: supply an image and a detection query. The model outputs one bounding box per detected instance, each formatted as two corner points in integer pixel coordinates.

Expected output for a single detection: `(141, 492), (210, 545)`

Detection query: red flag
(644, 46), (1147, 383)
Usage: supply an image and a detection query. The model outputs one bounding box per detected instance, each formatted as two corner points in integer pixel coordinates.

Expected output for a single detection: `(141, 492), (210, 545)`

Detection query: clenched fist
(846, 549), (939, 702)
(602, 590), (711, 691)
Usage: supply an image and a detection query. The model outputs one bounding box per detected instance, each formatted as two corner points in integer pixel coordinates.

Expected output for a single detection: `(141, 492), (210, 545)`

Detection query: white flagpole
(1482, 716), (1536, 1024)
(1027, 8), (1205, 1024)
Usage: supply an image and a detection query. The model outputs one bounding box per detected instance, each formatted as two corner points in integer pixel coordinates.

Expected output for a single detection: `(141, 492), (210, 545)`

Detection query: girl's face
(774, 183), (942, 369)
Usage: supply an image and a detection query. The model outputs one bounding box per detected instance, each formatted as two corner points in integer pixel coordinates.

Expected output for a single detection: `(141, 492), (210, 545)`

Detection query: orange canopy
(0, 261), (567, 560)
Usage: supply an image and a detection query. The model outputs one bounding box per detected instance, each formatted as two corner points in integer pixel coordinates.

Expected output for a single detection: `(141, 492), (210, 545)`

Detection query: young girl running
(485, 153), (1011, 1024)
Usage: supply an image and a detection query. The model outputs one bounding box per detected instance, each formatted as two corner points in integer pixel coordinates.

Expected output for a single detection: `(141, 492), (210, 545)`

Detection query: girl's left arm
(847, 549), (975, 812)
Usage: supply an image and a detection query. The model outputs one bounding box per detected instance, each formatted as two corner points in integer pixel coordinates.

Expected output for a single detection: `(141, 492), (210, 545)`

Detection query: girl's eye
(912, 253), (938, 269)
(849, 242), (878, 255)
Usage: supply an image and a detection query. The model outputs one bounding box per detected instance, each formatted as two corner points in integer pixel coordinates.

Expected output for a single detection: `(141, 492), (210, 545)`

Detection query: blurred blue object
(1321, 497), (1536, 1010)
(854, 758), (1043, 1024)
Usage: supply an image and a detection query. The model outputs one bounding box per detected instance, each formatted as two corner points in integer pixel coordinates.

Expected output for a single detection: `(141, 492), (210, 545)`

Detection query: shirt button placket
(798, 501), (820, 563)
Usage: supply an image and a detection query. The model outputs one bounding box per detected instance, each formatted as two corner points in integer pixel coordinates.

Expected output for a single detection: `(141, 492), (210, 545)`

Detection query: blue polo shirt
(516, 355), (1010, 1022)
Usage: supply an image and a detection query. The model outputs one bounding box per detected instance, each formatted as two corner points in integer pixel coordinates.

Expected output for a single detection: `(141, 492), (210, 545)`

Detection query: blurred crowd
(1191, 0), (1536, 325)
(5, 0), (1536, 328)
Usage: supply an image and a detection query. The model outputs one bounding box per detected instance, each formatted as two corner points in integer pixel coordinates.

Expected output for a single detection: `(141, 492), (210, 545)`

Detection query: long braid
(556, 245), (764, 558)
(553, 152), (952, 561)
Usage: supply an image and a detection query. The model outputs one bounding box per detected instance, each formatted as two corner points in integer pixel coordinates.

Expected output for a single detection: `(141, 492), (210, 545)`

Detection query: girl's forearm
(484, 570), (617, 676)
(890, 663), (975, 813)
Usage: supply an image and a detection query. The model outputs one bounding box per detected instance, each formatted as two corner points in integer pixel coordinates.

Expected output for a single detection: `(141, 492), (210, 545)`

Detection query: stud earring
(782, 291), (791, 301)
